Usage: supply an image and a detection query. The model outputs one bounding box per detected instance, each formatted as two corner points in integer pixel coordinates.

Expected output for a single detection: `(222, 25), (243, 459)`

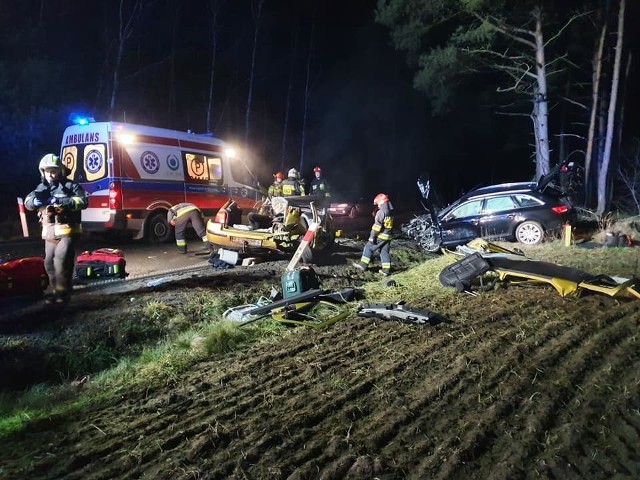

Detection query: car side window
(483, 195), (515, 213)
(513, 194), (544, 208)
(449, 200), (482, 219)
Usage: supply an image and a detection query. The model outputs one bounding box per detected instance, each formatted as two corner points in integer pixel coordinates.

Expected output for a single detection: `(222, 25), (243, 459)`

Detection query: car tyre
(420, 225), (442, 253)
(348, 206), (357, 219)
(515, 221), (544, 245)
(146, 211), (173, 243)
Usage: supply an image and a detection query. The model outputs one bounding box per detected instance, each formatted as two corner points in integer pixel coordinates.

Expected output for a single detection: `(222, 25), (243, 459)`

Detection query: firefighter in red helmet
(268, 171), (285, 197)
(310, 166), (330, 198)
(352, 193), (394, 275)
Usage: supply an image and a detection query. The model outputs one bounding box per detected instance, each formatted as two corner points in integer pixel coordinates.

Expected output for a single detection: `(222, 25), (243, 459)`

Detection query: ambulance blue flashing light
(70, 115), (95, 126)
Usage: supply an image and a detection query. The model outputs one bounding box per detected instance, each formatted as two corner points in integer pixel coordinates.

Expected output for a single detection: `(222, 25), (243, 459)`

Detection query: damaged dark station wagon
(404, 167), (577, 253)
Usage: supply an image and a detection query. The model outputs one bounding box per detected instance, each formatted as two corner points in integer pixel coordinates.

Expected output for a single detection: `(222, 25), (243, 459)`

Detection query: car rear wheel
(515, 221), (544, 245)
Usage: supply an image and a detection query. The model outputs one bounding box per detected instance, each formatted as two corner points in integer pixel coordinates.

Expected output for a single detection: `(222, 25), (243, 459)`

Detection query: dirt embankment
(2, 243), (640, 479)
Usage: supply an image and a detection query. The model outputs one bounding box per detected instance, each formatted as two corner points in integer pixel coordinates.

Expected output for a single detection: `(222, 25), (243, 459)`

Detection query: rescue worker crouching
(282, 168), (305, 196)
(353, 193), (394, 276)
(24, 153), (88, 305)
(167, 203), (213, 254)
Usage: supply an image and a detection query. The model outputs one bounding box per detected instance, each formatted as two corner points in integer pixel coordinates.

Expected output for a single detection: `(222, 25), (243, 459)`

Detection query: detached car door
(478, 195), (519, 240)
(440, 199), (483, 245)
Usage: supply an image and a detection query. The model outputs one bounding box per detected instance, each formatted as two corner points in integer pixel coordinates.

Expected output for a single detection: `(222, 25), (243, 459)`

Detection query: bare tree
(205, 0), (224, 133)
(298, 8), (315, 173)
(596, 0), (625, 214)
(167, 0), (181, 127)
(280, 16), (299, 172)
(244, 0), (266, 150)
(584, 10), (607, 205)
(109, 0), (144, 120)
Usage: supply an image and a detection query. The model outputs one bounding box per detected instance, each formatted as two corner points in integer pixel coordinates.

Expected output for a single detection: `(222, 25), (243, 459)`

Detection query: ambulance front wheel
(146, 211), (172, 243)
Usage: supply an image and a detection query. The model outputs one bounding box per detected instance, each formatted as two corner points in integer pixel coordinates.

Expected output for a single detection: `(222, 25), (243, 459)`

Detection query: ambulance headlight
(117, 133), (135, 145)
(225, 147), (236, 159)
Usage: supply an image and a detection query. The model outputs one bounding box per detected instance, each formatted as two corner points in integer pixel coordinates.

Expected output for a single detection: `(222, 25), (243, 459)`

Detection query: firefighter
(24, 154), (88, 305)
(268, 171), (285, 197)
(310, 166), (330, 197)
(352, 193), (394, 276)
(167, 203), (213, 254)
(282, 168), (306, 196)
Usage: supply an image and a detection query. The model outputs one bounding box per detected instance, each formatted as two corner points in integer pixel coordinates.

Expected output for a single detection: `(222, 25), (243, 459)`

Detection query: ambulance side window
(207, 156), (223, 185)
(184, 153), (209, 183)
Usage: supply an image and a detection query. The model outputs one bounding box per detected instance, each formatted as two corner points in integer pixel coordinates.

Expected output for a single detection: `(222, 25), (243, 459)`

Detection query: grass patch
(2, 242), (639, 439)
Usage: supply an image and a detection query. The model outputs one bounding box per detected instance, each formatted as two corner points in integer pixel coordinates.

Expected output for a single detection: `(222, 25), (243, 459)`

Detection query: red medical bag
(0, 257), (49, 296)
(75, 248), (127, 280)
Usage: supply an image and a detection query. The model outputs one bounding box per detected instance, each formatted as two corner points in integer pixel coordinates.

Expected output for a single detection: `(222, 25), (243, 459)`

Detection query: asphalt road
(0, 236), (211, 278)
(0, 211), (417, 278)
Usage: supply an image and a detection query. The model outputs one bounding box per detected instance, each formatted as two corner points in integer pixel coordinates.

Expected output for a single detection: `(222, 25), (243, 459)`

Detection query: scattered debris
(357, 302), (448, 325)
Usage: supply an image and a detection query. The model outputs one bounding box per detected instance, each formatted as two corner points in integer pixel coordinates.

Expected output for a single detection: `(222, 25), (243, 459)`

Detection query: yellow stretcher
(441, 239), (640, 299)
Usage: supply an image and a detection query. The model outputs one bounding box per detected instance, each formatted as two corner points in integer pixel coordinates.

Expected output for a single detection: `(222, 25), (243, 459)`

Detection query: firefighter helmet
(288, 168), (298, 178)
(373, 193), (389, 206)
(274, 171), (285, 181)
(313, 166), (321, 173)
(39, 154), (63, 175)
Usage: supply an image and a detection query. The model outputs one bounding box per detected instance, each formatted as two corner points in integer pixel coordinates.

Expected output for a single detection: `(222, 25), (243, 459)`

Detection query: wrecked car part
(357, 302), (448, 325)
(440, 242), (640, 299)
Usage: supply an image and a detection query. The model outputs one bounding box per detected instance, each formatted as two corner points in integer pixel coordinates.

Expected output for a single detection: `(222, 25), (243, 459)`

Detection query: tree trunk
(167, 1), (181, 128)
(109, 0), (143, 120)
(280, 19), (299, 172)
(299, 9), (315, 172)
(585, 17), (607, 207)
(532, 8), (550, 180)
(597, 0), (625, 214)
(205, 0), (221, 133)
(244, 0), (265, 150)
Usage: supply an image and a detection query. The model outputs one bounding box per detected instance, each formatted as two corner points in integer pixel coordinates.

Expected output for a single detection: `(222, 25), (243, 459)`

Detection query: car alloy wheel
(515, 221), (544, 245)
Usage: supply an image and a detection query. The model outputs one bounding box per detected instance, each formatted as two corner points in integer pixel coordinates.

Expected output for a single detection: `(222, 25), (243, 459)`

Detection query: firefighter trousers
(44, 236), (76, 298)
(174, 210), (207, 252)
(360, 240), (391, 271)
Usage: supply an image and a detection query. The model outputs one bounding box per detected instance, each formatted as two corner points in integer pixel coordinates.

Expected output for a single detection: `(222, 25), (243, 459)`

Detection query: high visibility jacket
(282, 177), (306, 196)
(25, 178), (87, 239)
(268, 181), (283, 197)
(167, 203), (202, 224)
(369, 202), (394, 242)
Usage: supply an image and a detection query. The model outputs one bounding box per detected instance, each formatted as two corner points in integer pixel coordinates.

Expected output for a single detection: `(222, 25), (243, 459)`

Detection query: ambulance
(59, 121), (261, 242)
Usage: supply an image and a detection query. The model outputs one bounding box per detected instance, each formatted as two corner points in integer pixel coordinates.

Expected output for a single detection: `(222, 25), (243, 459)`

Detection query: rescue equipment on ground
(75, 248), (127, 280)
(281, 266), (320, 299)
(0, 257), (49, 297)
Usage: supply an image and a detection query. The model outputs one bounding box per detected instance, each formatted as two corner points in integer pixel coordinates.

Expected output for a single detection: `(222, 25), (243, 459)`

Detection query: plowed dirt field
(1, 240), (640, 479)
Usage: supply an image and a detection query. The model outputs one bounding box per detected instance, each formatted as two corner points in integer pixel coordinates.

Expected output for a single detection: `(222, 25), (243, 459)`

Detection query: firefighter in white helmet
(24, 154), (88, 305)
(352, 193), (394, 276)
(167, 203), (213, 254)
(282, 168), (306, 196)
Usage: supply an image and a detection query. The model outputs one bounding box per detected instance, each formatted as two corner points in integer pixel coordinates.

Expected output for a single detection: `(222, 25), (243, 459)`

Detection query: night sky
(0, 0), (638, 212)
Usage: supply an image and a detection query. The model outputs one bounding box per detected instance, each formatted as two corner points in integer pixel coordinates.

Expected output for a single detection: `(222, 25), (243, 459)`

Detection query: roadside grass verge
(2, 239), (639, 438)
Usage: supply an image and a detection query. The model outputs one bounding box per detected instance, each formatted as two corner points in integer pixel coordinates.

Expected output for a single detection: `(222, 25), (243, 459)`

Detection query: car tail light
(551, 205), (569, 214)
(214, 208), (228, 224)
(108, 181), (122, 210)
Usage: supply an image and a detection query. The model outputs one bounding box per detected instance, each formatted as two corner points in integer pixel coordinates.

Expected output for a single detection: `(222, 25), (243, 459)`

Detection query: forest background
(0, 0), (639, 219)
